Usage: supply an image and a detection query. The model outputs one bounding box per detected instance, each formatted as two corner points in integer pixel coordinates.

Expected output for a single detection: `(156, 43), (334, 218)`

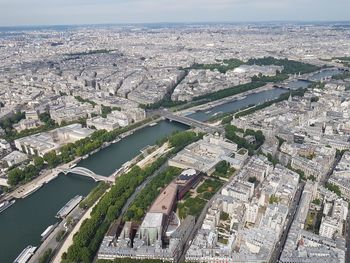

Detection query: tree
(326, 183), (342, 197)
(34, 156), (44, 169)
(248, 176), (257, 184)
(39, 248), (52, 263)
(7, 168), (25, 186)
(215, 161), (230, 175)
(43, 151), (61, 168)
(221, 115), (233, 125)
(267, 153), (279, 166)
(220, 211), (230, 221)
(269, 194), (279, 204)
(308, 175), (316, 182)
(312, 199), (321, 206)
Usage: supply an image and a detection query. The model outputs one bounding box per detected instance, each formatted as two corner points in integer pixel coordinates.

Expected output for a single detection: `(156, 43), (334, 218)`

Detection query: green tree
(326, 183), (342, 197)
(33, 156), (44, 169)
(215, 161), (230, 175)
(43, 151), (61, 168)
(38, 248), (52, 263)
(7, 168), (25, 186)
(269, 194), (279, 204)
(248, 176), (257, 184)
(312, 199), (321, 205)
(221, 115), (233, 125)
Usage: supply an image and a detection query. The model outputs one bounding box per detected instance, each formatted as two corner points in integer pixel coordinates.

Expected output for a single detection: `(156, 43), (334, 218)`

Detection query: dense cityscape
(0, 21), (350, 263)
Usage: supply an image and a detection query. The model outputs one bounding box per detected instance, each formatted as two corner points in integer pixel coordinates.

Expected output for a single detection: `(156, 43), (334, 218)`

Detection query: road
(320, 153), (343, 186)
(270, 182), (305, 263)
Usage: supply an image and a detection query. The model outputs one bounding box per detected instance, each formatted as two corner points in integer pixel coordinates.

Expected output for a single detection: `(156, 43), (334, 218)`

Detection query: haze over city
(1, 0), (350, 26)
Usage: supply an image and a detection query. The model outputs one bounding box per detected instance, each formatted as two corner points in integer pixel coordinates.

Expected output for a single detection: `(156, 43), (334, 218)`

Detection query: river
(309, 68), (342, 81)
(0, 120), (187, 263)
(188, 88), (287, 122)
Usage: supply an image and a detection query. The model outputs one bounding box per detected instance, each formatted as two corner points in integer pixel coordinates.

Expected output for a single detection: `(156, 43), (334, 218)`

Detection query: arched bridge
(56, 167), (115, 183)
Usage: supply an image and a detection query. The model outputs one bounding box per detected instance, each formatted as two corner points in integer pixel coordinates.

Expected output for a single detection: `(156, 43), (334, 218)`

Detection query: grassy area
(251, 73), (289, 83)
(305, 211), (315, 230)
(187, 58), (243, 74)
(197, 178), (223, 196)
(178, 196), (207, 219)
(246, 57), (320, 75)
(178, 177), (224, 219)
(306, 210), (323, 234)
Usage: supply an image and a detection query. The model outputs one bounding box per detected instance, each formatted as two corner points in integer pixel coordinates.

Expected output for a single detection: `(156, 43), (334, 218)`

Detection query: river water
(0, 121), (187, 263)
(188, 88), (287, 122)
(309, 68), (342, 81)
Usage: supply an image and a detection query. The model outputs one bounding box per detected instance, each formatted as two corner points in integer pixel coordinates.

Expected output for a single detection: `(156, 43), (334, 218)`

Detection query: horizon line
(1, 20), (350, 29)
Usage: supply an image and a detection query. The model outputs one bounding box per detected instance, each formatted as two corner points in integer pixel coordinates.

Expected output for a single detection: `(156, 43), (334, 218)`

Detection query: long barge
(13, 245), (36, 263)
(56, 195), (83, 219)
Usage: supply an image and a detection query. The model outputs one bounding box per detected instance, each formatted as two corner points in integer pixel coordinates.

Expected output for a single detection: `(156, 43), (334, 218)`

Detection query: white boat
(148, 122), (158, 127)
(40, 223), (58, 241)
(56, 195), (83, 218)
(13, 245), (37, 263)
(0, 199), (15, 213)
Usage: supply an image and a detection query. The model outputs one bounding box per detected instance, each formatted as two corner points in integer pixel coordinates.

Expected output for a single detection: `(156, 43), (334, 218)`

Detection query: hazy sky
(1, 0), (350, 26)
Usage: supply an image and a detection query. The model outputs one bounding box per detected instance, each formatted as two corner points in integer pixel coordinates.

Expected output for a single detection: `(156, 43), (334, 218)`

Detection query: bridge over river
(160, 110), (225, 135)
(56, 167), (115, 183)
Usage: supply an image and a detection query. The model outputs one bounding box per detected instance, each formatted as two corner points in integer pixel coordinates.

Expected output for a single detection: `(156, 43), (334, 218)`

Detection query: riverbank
(1, 158), (78, 201)
(178, 83), (278, 115)
(52, 188), (109, 263)
(178, 67), (335, 116)
(0, 117), (162, 203)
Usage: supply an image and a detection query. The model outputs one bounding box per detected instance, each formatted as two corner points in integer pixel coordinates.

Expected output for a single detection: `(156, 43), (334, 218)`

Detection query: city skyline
(1, 0), (350, 27)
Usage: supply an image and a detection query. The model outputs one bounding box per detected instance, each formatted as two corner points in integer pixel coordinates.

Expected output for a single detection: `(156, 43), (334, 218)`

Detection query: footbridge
(56, 167), (115, 183)
(161, 111), (225, 135)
